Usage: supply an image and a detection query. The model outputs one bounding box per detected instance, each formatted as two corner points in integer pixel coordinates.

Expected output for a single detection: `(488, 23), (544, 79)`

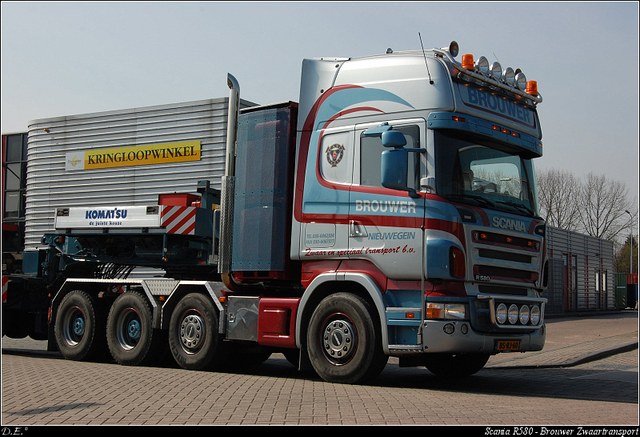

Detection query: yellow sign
(67, 141), (201, 170)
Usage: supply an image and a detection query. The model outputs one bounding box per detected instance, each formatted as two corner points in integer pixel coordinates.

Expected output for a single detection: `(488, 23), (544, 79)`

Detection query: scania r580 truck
(3, 41), (548, 384)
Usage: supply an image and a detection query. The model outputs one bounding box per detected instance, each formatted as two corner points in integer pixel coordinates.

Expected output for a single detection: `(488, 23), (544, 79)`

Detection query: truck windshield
(434, 130), (540, 218)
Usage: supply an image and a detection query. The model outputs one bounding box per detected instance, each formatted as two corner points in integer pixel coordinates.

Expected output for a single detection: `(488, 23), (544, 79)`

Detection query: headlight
(530, 305), (541, 325)
(508, 304), (519, 324)
(426, 303), (467, 320)
(519, 305), (530, 325)
(445, 303), (467, 320)
(496, 303), (507, 324)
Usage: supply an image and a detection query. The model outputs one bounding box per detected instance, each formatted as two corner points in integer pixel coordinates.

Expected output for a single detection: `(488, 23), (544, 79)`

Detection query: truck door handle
(349, 220), (368, 237)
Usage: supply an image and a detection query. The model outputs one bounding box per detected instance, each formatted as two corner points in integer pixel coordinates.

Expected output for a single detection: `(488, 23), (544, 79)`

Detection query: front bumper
(421, 319), (546, 354)
(421, 294), (547, 354)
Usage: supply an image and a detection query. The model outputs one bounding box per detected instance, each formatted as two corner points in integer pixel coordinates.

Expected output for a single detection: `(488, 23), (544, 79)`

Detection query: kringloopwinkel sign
(65, 140), (201, 171)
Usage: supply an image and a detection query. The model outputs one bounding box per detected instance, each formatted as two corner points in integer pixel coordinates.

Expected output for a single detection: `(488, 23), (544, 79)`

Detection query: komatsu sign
(3, 41), (549, 385)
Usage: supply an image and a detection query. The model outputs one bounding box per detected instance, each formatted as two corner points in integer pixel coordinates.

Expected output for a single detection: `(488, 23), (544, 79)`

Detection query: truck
(2, 41), (548, 384)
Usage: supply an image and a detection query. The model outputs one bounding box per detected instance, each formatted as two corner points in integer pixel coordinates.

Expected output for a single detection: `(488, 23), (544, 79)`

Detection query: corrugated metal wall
(24, 97), (254, 252)
(546, 226), (615, 313)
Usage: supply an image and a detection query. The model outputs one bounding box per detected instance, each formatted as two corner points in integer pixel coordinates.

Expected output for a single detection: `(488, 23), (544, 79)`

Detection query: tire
(423, 353), (490, 377)
(55, 290), (107, 361)
(107, 291), (165, 366)
(168, 293), (225, 370)
(307, 292), (388, 384)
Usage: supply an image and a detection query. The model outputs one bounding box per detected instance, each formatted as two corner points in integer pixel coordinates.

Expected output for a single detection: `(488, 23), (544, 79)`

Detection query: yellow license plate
(496, 340), (520, 351)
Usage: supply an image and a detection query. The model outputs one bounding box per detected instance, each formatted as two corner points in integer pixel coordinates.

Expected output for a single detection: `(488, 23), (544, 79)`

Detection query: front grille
(476, 265), (537, 281)
(478, 285), (528, 296)
(470, 226), (543, 287)
(479, 248), (531, 264)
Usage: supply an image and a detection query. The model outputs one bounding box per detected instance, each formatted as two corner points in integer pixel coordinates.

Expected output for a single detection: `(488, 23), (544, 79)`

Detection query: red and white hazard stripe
(161, 205), (196, 235)
(2, 275), (8, 304)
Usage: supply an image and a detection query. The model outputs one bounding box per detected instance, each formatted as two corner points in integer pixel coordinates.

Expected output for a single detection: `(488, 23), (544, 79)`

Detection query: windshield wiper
(447, 194), (496, 209)
(496, 200), (539, 218)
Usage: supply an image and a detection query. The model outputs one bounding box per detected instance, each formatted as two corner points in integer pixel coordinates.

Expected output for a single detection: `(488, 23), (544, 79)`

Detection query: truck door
(349, 120), (426, 281)
(302, 127), (354, 260)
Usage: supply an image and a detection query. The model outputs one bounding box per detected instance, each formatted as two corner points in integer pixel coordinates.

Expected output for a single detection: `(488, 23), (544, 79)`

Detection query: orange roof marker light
(462, 53), (475, 70)
(526, 80), (538, 96)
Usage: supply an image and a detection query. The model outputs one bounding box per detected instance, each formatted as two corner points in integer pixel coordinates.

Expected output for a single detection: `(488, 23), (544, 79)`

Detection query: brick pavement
(2, 310), (637, 425)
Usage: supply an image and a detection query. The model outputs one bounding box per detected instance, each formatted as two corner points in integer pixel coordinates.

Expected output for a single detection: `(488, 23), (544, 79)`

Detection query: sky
(2, 1), (638, 205)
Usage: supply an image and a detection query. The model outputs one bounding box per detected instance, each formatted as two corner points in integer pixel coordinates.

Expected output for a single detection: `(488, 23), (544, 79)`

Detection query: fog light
(519, 305), (530, 325)
(496, 303), (507, 324)
(508, 304), (518, 324)
(530, 305), (541, 325)
(460, 323), (468, 335)
(443, 323), (455, 335)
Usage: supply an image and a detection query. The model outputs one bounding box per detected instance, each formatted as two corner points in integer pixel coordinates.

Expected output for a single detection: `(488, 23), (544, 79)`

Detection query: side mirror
(381, 148), (408, 190)
(381, 130), (407, 148)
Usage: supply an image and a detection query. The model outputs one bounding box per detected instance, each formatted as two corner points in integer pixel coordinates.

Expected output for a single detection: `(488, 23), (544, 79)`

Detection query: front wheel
(423, 353), (490, 377)
(307, 292), (388, 384)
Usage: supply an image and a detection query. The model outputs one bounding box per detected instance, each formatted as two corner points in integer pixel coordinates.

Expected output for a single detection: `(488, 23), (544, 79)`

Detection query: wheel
(107, 291), (166, 366)
(168, 293), (225, 370)
(54, 290), (107, 361)
(307, 292), (388, 384)
(423, 353), (490, 377)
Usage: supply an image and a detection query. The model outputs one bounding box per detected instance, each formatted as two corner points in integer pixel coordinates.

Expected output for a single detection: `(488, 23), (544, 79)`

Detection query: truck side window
(360, 125), (419, 189)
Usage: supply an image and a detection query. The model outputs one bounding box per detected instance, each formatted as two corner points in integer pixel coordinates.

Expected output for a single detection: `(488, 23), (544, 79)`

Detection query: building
(545, 226), (616, 314)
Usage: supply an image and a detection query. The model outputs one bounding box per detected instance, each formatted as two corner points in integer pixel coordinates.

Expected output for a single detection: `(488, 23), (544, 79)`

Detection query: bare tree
(536, 168), (581, 231)
(537, 168), (637, 244)
(579, 172), (635, 241)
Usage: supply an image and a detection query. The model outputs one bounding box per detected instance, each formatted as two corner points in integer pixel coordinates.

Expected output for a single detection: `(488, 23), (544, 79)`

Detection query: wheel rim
(116, 308), (142, 350)
(178, 311), (206, 354)
(321, 314), (357, 366)
(62, 306), (85, 346)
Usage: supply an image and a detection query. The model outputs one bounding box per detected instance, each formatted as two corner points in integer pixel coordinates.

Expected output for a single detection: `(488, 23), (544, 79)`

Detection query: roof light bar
(435, 42), (542, 103)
